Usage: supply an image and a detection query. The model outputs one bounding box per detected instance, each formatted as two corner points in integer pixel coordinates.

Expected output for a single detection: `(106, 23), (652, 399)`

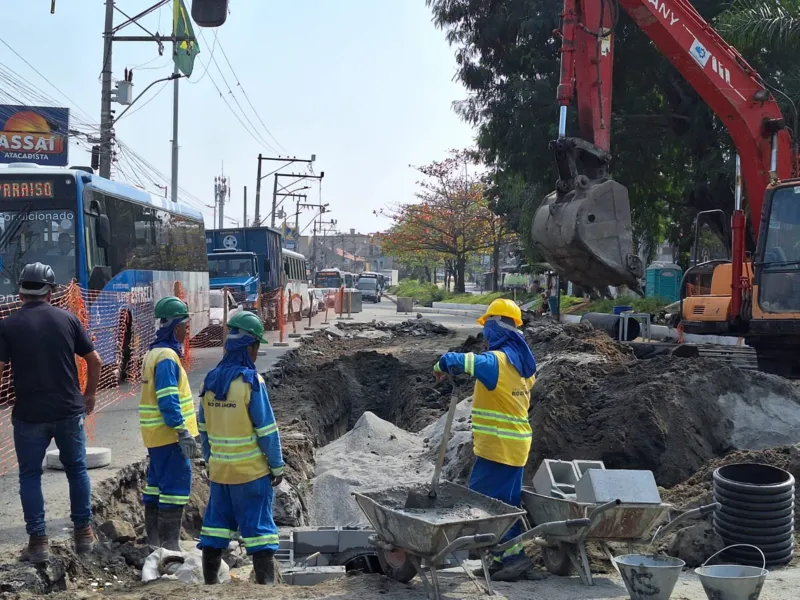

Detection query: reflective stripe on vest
(201, 376), (270, 485)
(471, 351), (534, 467)
(139, 347), (199, 448)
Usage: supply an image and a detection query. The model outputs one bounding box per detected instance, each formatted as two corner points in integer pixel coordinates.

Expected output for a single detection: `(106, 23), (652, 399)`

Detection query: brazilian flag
(173, 0), (200, 77)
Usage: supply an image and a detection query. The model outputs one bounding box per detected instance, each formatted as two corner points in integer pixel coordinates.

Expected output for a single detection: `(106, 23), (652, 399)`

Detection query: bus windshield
(315, 272), (342, 288)
(0, 208), (77, 297)
(208, 255), (256, 279)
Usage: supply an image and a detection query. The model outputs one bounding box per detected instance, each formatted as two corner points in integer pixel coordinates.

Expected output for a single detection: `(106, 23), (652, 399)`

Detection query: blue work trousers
(469, 456), (524, 564)
(143, 443), (192, 510)
(199, 475), (279, 554)
(13, 414), (92, 536)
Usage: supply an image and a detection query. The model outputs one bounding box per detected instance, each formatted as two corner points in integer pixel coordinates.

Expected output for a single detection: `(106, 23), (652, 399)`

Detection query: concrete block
(576, 469), (661, 504)
(46, 447), (111, 470)
(396, 297), (413, 313)
(338, 528), (374, 553)
(293, 528), (340, 555)
(533, 459), (580, 498)
(283, 566), (346, 586)
(574, 460), (606, 478)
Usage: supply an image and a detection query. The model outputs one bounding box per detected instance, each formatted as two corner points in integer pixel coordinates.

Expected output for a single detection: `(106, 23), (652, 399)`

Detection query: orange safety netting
(0, 281), (196, 476)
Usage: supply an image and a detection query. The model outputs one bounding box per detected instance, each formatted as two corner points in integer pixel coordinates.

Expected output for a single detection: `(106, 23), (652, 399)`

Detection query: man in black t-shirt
(0, 263), (102, 564)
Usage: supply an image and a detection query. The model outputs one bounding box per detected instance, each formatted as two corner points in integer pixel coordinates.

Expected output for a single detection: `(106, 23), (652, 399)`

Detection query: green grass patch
(390, 280), (446, 305)
(570, 296), (671, 316)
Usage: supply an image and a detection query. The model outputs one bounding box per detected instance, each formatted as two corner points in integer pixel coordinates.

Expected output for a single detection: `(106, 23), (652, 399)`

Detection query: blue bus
(0, 164), (208, 381)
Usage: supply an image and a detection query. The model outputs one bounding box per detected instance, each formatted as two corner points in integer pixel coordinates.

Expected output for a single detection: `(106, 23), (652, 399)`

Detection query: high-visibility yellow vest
(200, 375), (271, 485)
(471, 351), (535, 467)
(139, 347), (198, 448)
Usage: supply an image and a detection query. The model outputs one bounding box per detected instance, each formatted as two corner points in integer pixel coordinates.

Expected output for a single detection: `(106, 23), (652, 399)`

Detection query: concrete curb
(432, 302), (490, 311)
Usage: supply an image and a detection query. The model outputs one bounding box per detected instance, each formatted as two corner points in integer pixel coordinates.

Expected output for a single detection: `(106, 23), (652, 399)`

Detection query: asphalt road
(0, 299), (479, 554)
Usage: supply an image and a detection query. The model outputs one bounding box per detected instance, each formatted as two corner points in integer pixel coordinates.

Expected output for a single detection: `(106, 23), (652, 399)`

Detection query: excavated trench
(12, 319), (800, 594)
(0, 329), (456, 595)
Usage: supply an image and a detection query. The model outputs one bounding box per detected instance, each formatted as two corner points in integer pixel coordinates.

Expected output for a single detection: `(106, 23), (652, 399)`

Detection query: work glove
(433, 362), (446, 381)
(177, 428), (199, 460)
(271, 474), (284, 488)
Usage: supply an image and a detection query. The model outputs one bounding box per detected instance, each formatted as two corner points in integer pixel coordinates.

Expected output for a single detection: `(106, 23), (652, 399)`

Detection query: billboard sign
(0, 105), (70, 166)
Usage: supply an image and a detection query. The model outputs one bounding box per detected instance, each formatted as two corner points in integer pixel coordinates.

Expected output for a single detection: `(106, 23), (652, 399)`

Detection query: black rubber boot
(157, 507), (183, 552)
(202, 547), (223, 584)
(252, 550), (276, 585)
(144, 504), (160, 548)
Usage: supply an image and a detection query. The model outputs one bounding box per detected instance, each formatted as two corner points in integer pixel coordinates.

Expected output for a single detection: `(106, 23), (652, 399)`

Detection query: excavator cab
(754, 183), (800, 315)
(530, 137), (644, 292)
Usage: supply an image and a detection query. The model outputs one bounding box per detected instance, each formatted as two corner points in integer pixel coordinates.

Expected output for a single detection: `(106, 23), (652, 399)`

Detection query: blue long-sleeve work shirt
(197, 377), (285, 476)
(435, 351), (501, 391)
(154, 359), (185, 429)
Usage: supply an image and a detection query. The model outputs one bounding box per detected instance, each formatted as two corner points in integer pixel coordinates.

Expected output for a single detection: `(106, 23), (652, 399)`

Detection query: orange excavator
(531, 0), (800, 376)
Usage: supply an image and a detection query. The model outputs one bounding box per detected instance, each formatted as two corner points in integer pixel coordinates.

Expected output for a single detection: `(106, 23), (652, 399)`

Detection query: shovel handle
(430, 379), (460, 495)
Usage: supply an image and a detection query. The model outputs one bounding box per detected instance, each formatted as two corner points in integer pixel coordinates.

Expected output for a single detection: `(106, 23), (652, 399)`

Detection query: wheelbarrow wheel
(376, 546), (417, 583)
(542, 543), (572, 576)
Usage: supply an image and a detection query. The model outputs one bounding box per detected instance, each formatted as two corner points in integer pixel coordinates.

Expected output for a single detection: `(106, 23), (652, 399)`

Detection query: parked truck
(205, 227), (283, 310)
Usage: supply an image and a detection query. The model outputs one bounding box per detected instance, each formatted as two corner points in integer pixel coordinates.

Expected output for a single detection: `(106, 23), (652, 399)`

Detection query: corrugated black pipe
(712, 463), (795, 566)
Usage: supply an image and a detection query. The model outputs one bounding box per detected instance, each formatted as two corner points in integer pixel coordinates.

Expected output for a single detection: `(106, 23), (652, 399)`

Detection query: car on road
(193, 289), (243, 346)
(356, 277), (382, 303)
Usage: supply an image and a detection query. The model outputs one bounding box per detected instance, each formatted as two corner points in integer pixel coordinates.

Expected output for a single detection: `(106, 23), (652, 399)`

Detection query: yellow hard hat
(477, 298), (523, 328)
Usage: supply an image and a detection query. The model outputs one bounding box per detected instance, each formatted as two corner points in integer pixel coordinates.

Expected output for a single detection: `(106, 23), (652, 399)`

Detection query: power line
(187, 29), (218, 85)
(214, 36), (288, 154)
(199, 30), (277, 153)
(0, 35), (96, 125)
(114, 80), (169, 122)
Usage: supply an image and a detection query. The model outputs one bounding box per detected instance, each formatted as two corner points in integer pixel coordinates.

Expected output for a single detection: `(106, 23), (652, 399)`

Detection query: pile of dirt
(515, 321), (800, 487)
(663, 445), (800, 519)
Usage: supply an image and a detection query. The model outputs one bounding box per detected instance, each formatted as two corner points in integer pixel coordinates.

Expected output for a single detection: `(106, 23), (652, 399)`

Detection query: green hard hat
(227, 311), (269, 344)
(154, 296), (190, 320)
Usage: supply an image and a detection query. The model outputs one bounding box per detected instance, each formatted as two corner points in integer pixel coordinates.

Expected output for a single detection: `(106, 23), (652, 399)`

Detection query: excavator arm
(533, 0), (793, 311)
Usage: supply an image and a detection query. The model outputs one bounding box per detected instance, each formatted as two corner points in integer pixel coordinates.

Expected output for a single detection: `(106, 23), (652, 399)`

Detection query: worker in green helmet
(139, 296), (199, 551)
(197, 311), (285, 585)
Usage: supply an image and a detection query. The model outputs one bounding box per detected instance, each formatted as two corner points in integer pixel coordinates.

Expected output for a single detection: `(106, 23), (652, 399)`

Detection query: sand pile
(309, 412), (431, 526)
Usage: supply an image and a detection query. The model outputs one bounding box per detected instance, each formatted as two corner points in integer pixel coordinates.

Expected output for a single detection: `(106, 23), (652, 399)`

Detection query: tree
(426, 0), (796, 269)
(381, 150), (492, 293)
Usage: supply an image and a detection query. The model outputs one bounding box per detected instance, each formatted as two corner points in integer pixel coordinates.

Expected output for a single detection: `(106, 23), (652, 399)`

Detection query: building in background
(297, 228), (395, 273)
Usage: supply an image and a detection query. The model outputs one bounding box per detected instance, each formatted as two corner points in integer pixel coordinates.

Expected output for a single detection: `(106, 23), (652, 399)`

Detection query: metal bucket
(613, 554), (684, 600)
(695, 545), (768, 600)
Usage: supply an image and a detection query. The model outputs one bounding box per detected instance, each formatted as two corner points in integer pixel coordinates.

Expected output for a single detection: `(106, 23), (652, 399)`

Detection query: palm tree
(716, 0), (800, 52)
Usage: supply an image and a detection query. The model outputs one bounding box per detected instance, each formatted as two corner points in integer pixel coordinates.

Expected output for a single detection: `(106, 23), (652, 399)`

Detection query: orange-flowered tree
(381, 150), (492, 293)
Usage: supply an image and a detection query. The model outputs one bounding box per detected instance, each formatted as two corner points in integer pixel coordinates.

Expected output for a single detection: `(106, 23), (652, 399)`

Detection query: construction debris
(5, 318), (800, 599)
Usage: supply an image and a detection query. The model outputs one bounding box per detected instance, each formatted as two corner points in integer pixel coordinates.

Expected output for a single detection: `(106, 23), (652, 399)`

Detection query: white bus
(283, 248), (314, 319)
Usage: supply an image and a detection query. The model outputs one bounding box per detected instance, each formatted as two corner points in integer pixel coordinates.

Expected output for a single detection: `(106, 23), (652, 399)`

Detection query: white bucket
(695, 545), (768, 600)
(613, 554), (684, 600)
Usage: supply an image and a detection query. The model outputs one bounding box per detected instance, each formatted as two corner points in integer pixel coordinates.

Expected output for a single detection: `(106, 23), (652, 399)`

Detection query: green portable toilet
(645, 262), (682, 302)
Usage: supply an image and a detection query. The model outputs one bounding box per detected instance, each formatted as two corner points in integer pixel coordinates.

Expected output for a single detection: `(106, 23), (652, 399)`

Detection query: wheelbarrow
(514, 487), (720, 586)
(354, 481), (589, 599)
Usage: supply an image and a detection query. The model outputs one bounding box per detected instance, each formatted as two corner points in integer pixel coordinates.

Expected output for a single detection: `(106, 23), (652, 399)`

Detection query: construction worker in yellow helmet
(434, 298), (536, 579)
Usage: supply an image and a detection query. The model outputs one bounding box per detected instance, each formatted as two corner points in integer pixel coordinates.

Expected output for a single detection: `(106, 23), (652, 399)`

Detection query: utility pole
(253, 154), (317, 226)
(170, 59), (179, 203)
(243, 186), (247, 227)
(98, 0), (196, 190)
(271, 173), (324, 228)
(99, 0), (115, 178)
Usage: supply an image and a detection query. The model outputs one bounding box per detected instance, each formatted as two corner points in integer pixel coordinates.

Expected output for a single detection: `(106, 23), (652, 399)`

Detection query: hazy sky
(0, 1), (474, 235)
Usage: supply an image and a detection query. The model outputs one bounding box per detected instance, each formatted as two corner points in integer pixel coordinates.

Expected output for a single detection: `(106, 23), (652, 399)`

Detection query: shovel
(405, 376), (460, 509)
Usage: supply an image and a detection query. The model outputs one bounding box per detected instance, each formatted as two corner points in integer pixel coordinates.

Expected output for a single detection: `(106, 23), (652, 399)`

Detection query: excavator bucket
(531, 179), (643, 291)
